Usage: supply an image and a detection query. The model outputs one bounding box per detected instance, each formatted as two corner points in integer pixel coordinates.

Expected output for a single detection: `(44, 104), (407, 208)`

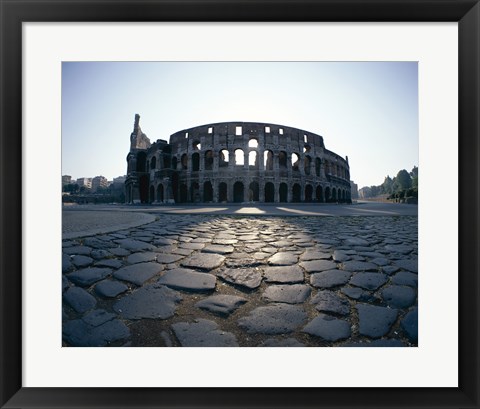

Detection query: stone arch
(316, 185), (323, 202)
(157, 184), (164, 202)
(249, 181), (259, 201)
(149, 185), (155, 203)
(150, 156), (157, 170)
(172, 156), (178, 170)
(249, 151), (259, 169)
(205, 150), (214, 170)
(265, 182), (274, 202)
(264, 150), (274, 171)
(279, 151), (287, 168)
(136, 152), (147, 172)
(203, 181), (213, 202)
(218, 182), (228, 202)
(179, 183), (188, 203)
(192, 153), (200, 171)
(191, 182), (200, 202)
(233, 181), (244, 203)
(332, 187), (337, 202)
(292, 153), (300, 172)
(292, 183), (301, 202)
(325, 186), (331, 202)
(324, 160), (330, 175)
(139, 175), (149, 203)
(305, 184), (313, 202)
(279, 183), (288, 202)
(235, 149), (244, 166)
(248, 138), (258, 148)
(192, 140), (201, 151)
(219, 149), (229, 168)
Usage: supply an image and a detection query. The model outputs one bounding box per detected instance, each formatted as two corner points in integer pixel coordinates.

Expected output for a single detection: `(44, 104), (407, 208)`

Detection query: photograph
(61, 62), (419, 347)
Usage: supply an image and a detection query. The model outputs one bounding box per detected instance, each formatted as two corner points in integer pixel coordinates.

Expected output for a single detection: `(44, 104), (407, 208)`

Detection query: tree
(395, 169), (412, 191)
(410, 166), (418, 190)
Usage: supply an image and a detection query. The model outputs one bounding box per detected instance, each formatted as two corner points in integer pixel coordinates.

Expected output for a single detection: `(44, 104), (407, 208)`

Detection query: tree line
(360, 166), (418, 201)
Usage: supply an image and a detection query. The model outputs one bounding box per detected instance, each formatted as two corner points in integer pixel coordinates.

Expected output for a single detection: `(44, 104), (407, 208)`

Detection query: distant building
(77, 177), (92, 190)
(62, 175), (73, 185)
(91, 176), (109, 192)
(112, 175), (126, 188)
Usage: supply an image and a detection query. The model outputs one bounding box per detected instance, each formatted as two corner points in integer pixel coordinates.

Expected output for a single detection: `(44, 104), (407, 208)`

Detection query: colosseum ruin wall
(125, 114), (352, 204)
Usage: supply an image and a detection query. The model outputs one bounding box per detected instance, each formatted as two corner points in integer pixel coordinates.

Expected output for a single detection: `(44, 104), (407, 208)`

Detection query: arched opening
(316, 185), (323, 203)
(233, 181), (244, 203)
(193, 141), (201, 151)
(265, 182), (274, 202)
(172, 173), (179, 203)
(249, 151), (258, 168)
(248, 138), (258, 148)
(248, 181), (259, 202)
(292, 183), (301, 202)
(279, 151), (287, 168)
(149, 185), (155, 203)
(203, 181), (213, 202)
(136, 152), (147, 172)
(332, 188), (337, 202)
(157, 184), (164, 203)
(218, 182), (228, 202)
(181, 154), (188, 170)
(279, 183), (288, 202)
(304, 156), (311, 175)
(205, 150), (213, 170)
(292, 153), (300, 171)
(139, 175), (149, 203)
(150, 156), (157, 170)
(264, 150), (273, 170)
(324, 161), (330, 175)
(219, 149), (229, 168)
(172, 156), (178, 170)
(191, 182), (200, 202)
(147, 160), (150, 172)
(325, 186), (331, 203)
(192, 153), (200, 171)
(305, 185), (313, 202)
(235, 149), (244, 166)
(179, 184), (188, 203)
(315, 158), (321, 177)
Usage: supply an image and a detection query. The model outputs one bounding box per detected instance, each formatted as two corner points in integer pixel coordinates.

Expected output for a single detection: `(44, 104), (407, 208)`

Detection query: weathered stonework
(125, 115), (352, 204)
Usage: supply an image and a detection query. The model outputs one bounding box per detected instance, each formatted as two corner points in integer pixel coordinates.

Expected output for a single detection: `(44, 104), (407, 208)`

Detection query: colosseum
(125, 114), (352, 204)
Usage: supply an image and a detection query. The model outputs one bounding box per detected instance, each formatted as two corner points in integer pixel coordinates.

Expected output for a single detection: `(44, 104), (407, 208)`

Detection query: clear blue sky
(62, 62), (418, 188)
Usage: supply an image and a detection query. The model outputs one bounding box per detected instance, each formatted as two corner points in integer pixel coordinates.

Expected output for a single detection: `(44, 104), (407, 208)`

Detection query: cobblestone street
(62, 210), (418, 347)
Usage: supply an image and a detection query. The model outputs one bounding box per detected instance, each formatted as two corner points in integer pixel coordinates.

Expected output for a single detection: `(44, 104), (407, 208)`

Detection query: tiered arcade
(125, 115), (351, 204)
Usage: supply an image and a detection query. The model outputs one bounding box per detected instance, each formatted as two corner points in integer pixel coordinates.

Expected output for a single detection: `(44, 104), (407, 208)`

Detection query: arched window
(249, 151), (258, 168)
(248, 138), (258, 148)
(219, 149), (229, 167)
(235, 149), (244, 166)
(192, 153), (200, 171)
(181, 154), (188, 170)
(150, 156), (157, 170)
(315, 158), (321, 177)
(279, 151), (287, 168)
(292, 153), (300, 171)
(264, 150), (274, 170)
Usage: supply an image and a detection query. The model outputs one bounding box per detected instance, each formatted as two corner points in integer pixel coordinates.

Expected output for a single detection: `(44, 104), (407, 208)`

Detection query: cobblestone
(62, 213), (418, 347)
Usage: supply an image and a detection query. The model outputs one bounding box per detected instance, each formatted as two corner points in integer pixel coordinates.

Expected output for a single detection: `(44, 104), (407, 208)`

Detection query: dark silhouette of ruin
(125, 115), (352, 204)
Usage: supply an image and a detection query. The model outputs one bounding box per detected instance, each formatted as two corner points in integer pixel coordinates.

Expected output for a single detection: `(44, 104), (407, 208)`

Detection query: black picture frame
(1, 1), (479, 408)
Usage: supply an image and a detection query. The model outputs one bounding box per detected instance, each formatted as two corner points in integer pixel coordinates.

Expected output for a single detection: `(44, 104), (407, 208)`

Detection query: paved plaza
(62, 202), (418, 347)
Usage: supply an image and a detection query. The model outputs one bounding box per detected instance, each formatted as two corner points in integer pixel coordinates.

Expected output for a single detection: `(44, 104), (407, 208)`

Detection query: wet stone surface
(62, 214), (417, 347)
